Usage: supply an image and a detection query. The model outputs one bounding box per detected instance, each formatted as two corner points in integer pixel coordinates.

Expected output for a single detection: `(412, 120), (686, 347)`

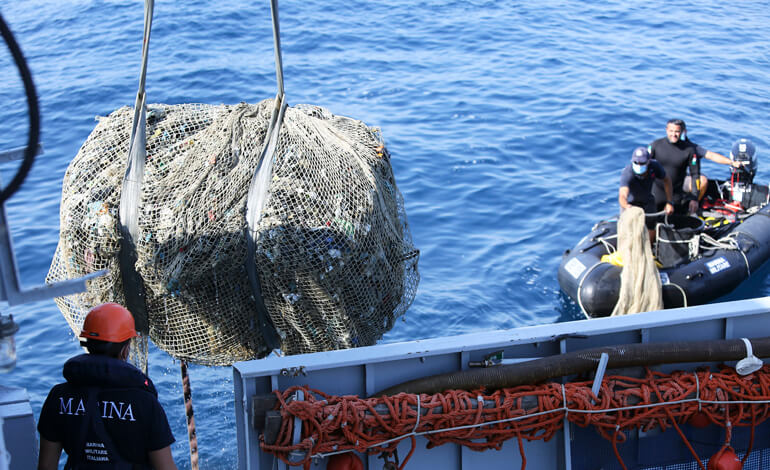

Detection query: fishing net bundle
(611, 207), (662, 316)
(46, 98), (419, 365)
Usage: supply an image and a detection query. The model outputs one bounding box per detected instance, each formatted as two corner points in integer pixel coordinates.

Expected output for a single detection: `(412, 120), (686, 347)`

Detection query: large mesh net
(47, 98), (419, 365)
(611, 207), (662, 316)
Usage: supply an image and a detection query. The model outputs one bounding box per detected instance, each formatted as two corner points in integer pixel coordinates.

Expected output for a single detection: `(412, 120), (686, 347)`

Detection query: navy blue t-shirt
(619, 159), (667, 207)
(37, 354), (175, 468)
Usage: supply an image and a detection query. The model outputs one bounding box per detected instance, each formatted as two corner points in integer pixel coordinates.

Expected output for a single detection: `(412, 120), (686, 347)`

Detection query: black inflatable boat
(559, 163), (770, 318)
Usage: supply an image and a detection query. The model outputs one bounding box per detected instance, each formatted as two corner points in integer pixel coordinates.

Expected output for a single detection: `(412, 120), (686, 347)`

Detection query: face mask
(632, 162), (648, 175)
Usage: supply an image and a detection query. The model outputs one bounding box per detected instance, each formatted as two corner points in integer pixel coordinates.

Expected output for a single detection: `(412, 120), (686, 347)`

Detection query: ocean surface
(2, 1), (770, 468)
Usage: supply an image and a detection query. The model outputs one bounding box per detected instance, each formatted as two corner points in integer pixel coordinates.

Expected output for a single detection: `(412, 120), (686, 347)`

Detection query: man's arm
(149, 446), (178, 470)
(704, 150), (742, 168)
(38, 437), (63, 470)
(662, 175), (674, 215)
(618, 186), (632, 210)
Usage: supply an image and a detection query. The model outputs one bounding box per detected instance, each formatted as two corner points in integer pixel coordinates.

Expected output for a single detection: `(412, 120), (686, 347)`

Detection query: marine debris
(47, 99), (419, 365)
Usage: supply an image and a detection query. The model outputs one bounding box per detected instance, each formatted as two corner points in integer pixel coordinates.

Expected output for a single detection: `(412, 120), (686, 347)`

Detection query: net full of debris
(47, 98), (419, 366)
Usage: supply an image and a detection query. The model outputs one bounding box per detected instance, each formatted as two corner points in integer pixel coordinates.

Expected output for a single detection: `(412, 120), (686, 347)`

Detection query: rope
(700, 232), (751, 275)
(700, 232), (739, 251)
(656, 225), (701, 261)
(597, 234), (618, 255)
(647, 369), (706, 470)
(663, 281), (688, 308)
(181, 361), (200, 470)
(736, 236), (752, 276)
(262, 365), (770, 468)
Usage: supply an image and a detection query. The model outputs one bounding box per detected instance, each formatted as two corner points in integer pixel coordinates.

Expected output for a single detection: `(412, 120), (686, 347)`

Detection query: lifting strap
(118, 0), (154, 342)
(243, 0), (286, 351)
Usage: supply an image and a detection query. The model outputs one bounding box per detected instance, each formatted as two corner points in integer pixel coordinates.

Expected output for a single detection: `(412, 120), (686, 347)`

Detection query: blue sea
(2, 1), (770, 468)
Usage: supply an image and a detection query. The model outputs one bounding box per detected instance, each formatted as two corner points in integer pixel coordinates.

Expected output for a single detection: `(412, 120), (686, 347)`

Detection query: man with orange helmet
(37, 303), (177, 469)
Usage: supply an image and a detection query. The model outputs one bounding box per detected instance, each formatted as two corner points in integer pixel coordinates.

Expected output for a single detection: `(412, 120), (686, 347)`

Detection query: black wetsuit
(648, 137), (707, 208)
(38, 354), (175, 469)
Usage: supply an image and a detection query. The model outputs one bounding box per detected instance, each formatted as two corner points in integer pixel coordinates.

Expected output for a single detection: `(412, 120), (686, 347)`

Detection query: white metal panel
(234, 297), (770, 469)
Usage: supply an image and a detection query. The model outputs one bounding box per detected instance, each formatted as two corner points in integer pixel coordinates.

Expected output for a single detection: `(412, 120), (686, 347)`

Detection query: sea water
(1, 1), (769, 468)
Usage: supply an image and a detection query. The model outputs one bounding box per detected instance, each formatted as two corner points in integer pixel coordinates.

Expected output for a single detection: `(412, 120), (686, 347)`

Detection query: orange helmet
(79, 303), (138, 343)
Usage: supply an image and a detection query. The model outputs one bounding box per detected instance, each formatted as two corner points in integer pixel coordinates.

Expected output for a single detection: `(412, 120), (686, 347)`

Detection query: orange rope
(648, 369), (706, 470)
(261, 365), (770, 467)
(742, 406), (756, 466)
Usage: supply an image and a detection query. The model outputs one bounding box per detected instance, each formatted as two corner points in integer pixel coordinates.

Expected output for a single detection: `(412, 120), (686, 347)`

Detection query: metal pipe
(374, 336), (770, 396)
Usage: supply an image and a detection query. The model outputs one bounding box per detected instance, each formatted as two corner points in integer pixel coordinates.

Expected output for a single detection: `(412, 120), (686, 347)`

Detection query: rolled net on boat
(46, 98), (419, 365)
(611, 206), (662, 316)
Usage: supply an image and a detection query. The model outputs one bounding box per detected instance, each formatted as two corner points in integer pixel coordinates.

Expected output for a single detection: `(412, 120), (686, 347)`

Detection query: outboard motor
(728, 138), (758, 206)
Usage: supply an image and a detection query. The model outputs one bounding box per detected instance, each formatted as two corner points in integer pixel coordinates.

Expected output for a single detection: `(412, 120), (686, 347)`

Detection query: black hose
(373, 336), (770, 397)
(0, 12), (40, 204)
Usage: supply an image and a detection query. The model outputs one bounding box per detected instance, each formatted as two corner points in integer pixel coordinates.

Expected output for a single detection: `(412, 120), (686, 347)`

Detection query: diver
(648, 119), (742, 214)
(619, 146), (674, 242)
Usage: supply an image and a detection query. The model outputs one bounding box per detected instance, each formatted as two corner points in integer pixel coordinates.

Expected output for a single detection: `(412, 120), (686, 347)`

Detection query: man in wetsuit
(649, 119), (741, 213)
(619, 146), (674, 241)
(37, 303), (177, 470)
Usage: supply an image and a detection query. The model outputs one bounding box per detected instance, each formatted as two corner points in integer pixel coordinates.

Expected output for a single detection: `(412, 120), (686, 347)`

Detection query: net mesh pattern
(638, 447), (770, 469)
(46, 99), (419, 365)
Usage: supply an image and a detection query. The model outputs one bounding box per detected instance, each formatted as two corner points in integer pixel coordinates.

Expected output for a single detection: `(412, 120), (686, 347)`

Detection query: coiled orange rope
(261, 365), (770, 468)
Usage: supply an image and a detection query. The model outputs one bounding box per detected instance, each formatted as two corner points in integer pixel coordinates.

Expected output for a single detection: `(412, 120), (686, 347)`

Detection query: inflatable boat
(559, 147), (770, 318)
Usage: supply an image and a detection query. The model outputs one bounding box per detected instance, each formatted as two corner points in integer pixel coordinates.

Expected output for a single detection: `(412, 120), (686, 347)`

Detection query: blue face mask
(632, 162), (648, 175)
